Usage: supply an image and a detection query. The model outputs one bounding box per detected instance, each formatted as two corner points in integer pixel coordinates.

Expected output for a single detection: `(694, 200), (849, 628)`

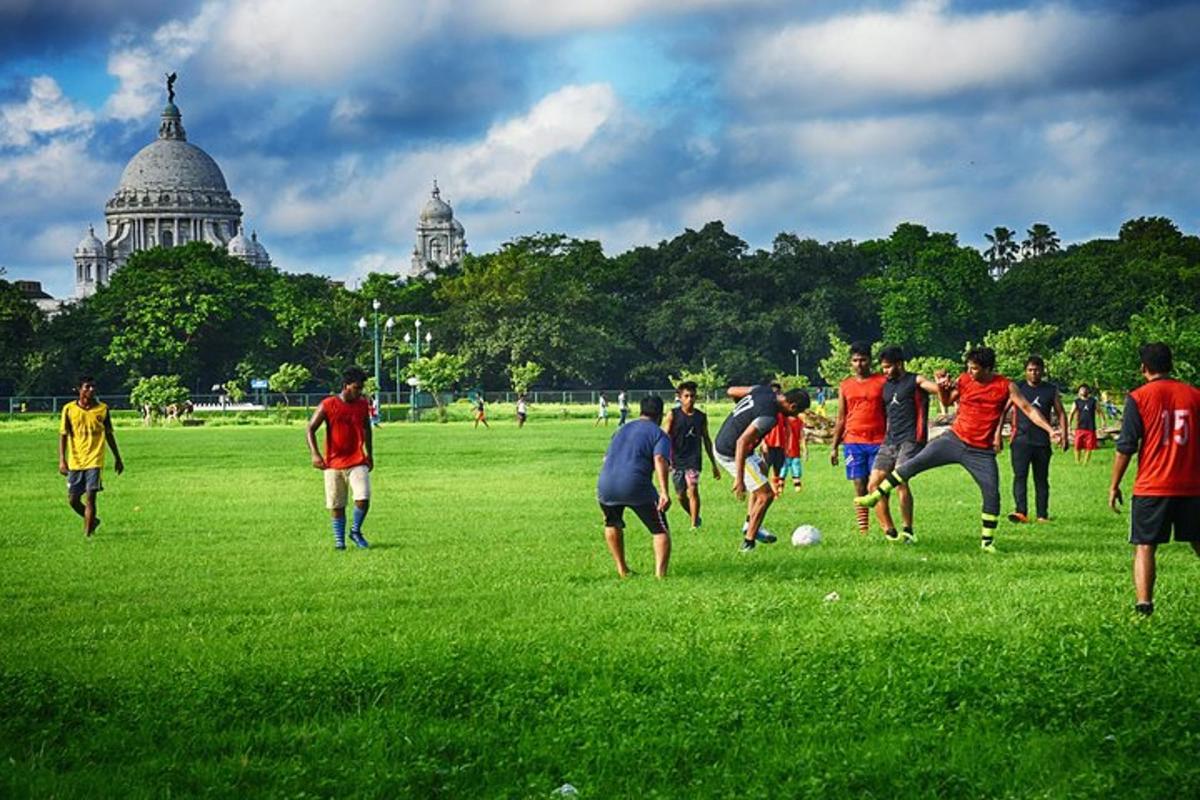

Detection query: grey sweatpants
(896, 430), (1000, 516)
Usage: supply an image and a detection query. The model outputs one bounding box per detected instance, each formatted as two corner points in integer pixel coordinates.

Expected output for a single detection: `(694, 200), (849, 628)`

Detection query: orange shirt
(1123, 379), (1200, 496)
(783, 415), (805, 458)
(322, 395), (370, 469)
(952, 373), (1011, 449)
(839, 374), (886, 444)
(762, 412), (787, 448)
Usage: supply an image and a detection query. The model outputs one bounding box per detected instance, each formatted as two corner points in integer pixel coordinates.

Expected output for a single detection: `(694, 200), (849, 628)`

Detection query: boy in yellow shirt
(58, 376), (124, 537)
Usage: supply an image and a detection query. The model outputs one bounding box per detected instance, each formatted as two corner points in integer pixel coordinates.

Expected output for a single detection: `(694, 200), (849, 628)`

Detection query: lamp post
(402, 319), (432, 421)
(371, 299), (382, 392)
(385, 317), (397, 414)
(790, 348), (799, 378)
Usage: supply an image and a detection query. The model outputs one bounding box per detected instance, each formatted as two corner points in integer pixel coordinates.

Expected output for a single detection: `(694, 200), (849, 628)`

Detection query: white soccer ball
(791, 524), (822, 547)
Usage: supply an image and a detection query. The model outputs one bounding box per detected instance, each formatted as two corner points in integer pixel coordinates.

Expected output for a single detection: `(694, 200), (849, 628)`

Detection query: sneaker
(349, 531), (370, 549)
(739, 538), (757, 553)
(980, 538), (997, 554)
(1135, 601), (1154, 617)
(883, 528), (900, 542)
(1007, 512), (1029, 524)
(854, 491), (881, 508)
(1035, 517), (1051, 524)
(334, 539), (346, 551)
(755, 528), (777, 544)
(900, 531), (917, 545)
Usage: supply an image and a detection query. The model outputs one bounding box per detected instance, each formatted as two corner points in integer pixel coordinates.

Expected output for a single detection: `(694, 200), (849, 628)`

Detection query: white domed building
(73, 84), (271, 298)
(410, 180), (467, 278)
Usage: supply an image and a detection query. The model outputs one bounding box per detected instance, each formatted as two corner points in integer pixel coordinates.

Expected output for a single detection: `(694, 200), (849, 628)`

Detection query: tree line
(1, 215), (1198, 398)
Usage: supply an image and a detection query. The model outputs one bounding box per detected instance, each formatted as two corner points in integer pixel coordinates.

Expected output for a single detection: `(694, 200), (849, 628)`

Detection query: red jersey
(322, 394), (370, 469)
(1118, 378), (1200, 496)
(762, 412), (787, 448)
(952, 373), (1011, 449)
(783, 415), (805, 458)
(839, 374), (886, 444)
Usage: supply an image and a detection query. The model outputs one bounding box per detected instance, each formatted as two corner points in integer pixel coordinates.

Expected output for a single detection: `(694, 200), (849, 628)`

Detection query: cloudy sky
(3, 0), (1199, 297)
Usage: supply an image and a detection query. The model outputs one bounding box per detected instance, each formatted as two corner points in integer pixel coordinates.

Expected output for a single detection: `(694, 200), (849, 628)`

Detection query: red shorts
(1073, 429), (1098, 450)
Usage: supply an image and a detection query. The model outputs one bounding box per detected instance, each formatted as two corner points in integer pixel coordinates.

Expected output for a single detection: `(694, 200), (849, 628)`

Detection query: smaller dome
(75, 225), (105, 257)
(451, 217), (464, 234)
(227, 225), (253, 257)
(420, 180), (453, 222)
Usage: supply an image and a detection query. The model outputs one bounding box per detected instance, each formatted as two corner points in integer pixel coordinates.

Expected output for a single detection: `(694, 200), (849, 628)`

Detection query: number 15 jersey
(1116, 378), (1200, 496)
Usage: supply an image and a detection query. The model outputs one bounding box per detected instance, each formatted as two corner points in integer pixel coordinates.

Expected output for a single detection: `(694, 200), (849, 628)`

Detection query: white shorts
(324, 465), (371, 509)
(714, 451), (770, 492)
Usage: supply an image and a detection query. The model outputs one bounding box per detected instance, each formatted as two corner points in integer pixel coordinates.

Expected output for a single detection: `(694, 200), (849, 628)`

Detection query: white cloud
(0, 76), (93, 147)
(732, 1), (1200, 111)
(0, 137), (115, 214)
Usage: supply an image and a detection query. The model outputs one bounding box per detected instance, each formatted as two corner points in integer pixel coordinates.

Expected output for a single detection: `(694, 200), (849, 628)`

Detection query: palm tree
(1022, 223), (1061, 258)
(984, 226), (1019, 278)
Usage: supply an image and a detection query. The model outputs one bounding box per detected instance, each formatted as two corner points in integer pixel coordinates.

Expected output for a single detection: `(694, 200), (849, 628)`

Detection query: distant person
(58, 376), (124, 538)
(1109, 343), (1200, 616)
(1069, 384), (1105, 465)
(815, 386), (826, 409)
(714, 383), (810, 552)
(473, 393), (490, 429)
(597, 395), (673, 578)
(617, 390), (630, 426)
(595, 393), (609, 427)
(780, 410), (808, 492)
(516, 393), (528, 428)
(665, 380), (720, 530)
(306, 366), (374, 550)
(1004, 355), (1068, 524)
(856, 347), (1060, 552)
(865, 346), (942, 543)
(831, 342), (887, 534)
(760, 382), (787, 496)
(368, 393), (380, 427)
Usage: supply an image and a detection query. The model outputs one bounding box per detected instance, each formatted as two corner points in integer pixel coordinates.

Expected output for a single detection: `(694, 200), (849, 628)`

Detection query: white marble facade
(410, 180), (466, 278)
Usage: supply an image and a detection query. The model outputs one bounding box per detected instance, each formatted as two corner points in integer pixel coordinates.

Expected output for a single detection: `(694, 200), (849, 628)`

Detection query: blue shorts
(843, 444), (880, 481)
(780, 457), (804, 478)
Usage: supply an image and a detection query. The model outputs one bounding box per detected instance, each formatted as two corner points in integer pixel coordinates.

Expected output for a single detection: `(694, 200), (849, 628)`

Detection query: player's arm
(830, 393), (846, 466)
(1008, 383), (1060, 443)
(700, 417), (721, 479)
(363, 409), (374, 470)
(103, 412), (124, 474)
(733, 424), (764, 501)
(1108, 396), (1142, 511)
(914, 374), (942, 395)
(1097, 399), (1108, 429)
(305, 405), (327, 468)
(58, 416), (71, 476)
(1067, 403), (1077, 431)
(1053, 393), (1069, 451)
(653, 454), (671, 512)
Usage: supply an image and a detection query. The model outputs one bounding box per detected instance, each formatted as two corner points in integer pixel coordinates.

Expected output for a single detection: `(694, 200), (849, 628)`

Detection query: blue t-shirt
(597, 418), (671, 505)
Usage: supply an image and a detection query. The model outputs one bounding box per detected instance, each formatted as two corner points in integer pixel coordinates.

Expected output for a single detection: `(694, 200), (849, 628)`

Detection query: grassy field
(2, 418), (1199, 798)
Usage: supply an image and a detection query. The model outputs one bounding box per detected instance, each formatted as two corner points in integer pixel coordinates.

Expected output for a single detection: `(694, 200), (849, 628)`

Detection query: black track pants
(1010, 442), (1050, 518)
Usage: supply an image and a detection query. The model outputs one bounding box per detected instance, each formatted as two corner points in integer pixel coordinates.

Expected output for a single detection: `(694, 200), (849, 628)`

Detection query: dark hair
(770, 382), (783, 392)
(677, 380), (698, 394)
(1078, 383), (1091, 392)
(783, 388), (811, 413)
(850, 341), (872, 359)
(1025, 355), (1045, 369)
(77, 375), (96, 387)
(878, 345), (905, 364)
(965, 346), (996, 370)
(342, 366), (367, 387)
(1139, 342), (1173, 374)
(640, 394), (664, 420)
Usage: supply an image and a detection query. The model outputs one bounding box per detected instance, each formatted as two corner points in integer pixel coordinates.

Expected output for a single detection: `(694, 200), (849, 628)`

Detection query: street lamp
(401, 318), (432, 420)
(790, 348), (799, 377)
(385, 317), (397, 413)
(371, 299), (382, 393)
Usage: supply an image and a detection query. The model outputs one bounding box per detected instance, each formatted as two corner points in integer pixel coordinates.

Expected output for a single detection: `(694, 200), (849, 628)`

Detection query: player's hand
(366, 456), (374, 472)
(733, 480), (746, 501)
(934, 369), (950, 388)
(1109, 486), (1123, 513)
(58, 460), (68, 476)
(656, 493), (670, 513)
(829, 449), (838, 467)
(311, 455), (326, 470)
(993, 438), (1003, 454)
(114, 457), (124, 475)
(1050, 429), (1063, 446)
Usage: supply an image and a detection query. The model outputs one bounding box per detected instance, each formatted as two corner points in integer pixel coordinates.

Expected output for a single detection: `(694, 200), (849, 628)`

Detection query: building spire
(158, 71), (186, 141)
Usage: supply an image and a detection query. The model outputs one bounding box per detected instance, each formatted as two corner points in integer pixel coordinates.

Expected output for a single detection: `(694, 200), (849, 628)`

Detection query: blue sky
(3, 0), (1199, 298)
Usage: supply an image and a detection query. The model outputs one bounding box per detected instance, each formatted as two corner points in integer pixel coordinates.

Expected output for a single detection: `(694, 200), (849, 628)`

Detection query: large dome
(118, 139), (229, 193)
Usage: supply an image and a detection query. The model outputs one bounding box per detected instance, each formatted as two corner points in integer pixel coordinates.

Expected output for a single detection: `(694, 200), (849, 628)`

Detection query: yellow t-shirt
(60, 401), (109, 470)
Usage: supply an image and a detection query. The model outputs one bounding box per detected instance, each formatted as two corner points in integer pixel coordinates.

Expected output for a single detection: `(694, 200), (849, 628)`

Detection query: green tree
(130, 374), (189, 424)
(772, 372), (810, 392)
(0, 279), (43, 395)
(982, 320), (1059, 378)
(984, 226), (1019, 278)
(1022, 223), (1061, 258)
(1127, 296), (1200, 386)
(507, 361), (543, 394)
(269, 362), (311, 406)
(1047, 331), (1132, 392)
(669, 361), (727, 403)
(222, 379), (246, 403)
(408, 352), (466, 421)
(817, 334), (852, 387)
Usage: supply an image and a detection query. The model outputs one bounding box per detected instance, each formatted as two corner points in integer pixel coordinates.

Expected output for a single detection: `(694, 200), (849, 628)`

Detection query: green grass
(2, 420), (1199, 798)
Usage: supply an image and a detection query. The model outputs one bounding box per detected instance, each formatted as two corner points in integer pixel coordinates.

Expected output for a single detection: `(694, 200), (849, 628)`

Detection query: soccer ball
(791, 524), (822, 547)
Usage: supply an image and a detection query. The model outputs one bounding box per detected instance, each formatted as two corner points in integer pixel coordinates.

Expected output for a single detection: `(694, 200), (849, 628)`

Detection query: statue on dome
(165, 72), (177, 103)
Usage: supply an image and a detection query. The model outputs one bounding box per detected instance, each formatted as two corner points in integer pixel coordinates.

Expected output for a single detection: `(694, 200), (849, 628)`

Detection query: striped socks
(981, 513), (999, 550)
(351, 505), (367, 535)
(332, 516), (347, 549)
(855, 504), (870, 534)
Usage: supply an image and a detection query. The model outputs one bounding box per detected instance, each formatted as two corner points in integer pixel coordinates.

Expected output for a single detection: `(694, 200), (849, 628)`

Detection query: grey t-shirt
(714, 386), (778, 458)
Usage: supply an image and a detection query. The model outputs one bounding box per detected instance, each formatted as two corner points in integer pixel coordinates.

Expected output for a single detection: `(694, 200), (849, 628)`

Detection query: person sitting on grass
(58, 375), (124, 538)
(856, 346), (1061, 553)
(1108, 342), (1200, 617)
(597, 395), (673, 578)
(306, 366), (374, 551)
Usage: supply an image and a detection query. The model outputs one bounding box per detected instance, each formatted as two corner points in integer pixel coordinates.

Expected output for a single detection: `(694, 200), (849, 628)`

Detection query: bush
(130, 375), (189, 425)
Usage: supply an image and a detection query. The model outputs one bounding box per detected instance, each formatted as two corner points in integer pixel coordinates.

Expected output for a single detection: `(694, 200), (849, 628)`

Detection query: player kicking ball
(306, 366), (374, 550)
(856, 347), (1060, 552)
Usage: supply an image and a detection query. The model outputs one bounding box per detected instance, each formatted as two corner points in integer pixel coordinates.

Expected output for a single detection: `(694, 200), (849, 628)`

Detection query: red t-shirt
(783, 415), (805, 458)
(322, 394), (370, 469)
(762, 412), (787, 448)
(1123, 379), (1200, 496)
(952, 373), (1011, 449)
(839, 374), (886, 444)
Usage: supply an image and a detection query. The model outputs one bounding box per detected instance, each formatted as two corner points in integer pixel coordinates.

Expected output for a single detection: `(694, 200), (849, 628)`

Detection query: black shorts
(1129, 496), (1200, 545)
(873, 441), (924, 475)
(600, 502), (669, 535)
(66, 468), (103, 496)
